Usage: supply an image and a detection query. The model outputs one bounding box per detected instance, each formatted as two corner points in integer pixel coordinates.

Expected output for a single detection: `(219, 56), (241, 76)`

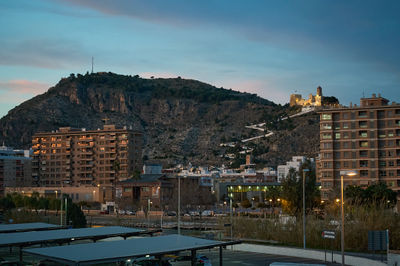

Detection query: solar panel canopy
(0, 226), (144, 247)
(25, 234), (227, 265)
(0, 222), (59, 233)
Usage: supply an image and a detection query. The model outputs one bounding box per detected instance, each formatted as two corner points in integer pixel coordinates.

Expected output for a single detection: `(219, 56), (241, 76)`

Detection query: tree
(0, 195), (15, 211)
(345, 183), (397, 207)
(281, 160), (320, 216)
(240, 199), (251, 208)
(38, 197), (50, 215)
(66, 199), (87, 228)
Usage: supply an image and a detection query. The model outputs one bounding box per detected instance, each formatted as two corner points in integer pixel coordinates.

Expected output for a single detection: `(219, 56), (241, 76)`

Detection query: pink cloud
(0, 80), (49, 95)
(212, 79), (289, 105)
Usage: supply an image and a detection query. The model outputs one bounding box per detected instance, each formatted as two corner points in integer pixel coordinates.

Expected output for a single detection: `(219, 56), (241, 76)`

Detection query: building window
(379, 161), (386, 167)
(335, 133), (341, 139)
(359, 150), (368, 157)
(343, 122), (349, 129)
(360, 170), (368, 177)
(321, 123), (331, 130)
(343, 113), (350, 119)
(323, 143), (332, 149)
(323, 153), (332, 159)
(358, 111), (367, 118)
(379, 170), (387, 177)
(378, 131), (386, 138)
(359, 131), (368, 137)
(360, 160), (368, 167)
(359, 141), (368, 147)
(322, 114), (332, 120)
(322, 133), (332, 139)
(359, 121), (368, 128)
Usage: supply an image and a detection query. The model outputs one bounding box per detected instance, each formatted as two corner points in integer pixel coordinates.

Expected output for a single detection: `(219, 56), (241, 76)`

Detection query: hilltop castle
(290, 86), (323, 107)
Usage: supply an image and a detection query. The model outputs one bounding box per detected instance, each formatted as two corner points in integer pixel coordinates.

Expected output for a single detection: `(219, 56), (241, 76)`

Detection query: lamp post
(339, 170), (357, 266)
(147, 198), (152, 229)
(178, 175), (182, 235)
(302, 169), (309, 249)
(229, 196), (233, 240)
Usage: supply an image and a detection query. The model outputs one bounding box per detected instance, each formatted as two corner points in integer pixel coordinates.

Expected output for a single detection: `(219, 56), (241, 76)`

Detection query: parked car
(189, 211), (200, 216)
(196, 255), (212, 266)
(126, 210), (136, 215)
(99, 210), (109, 215)
(201, 210), (214, 217)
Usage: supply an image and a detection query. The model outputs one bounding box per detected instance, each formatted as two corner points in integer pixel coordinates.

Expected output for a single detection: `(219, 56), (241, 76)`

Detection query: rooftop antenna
(362, 90), (365, 98)
(91, 57), (94, 74)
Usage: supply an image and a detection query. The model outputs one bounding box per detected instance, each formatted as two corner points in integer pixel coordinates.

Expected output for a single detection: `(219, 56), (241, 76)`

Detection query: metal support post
(178, 175), (181, 234)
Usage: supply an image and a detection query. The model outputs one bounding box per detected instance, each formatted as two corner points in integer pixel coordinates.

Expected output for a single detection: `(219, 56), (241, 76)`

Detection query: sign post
(322, 230), (336, 263)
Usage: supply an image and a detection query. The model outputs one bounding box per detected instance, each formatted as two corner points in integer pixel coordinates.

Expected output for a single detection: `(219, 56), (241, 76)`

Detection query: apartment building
(0, 145), (32, 196)
(317, 94), (400, 200)
(31, 125), (143, 201)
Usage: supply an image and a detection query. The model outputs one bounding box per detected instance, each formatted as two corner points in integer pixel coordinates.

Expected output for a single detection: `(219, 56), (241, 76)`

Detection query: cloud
(55, 0), (400, 76)
(0, 39), (87, 69)
(0, 80), (49, 95)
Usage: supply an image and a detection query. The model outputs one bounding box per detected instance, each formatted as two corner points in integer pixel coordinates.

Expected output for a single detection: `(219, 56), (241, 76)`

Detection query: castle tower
(317, 86), (322, 97)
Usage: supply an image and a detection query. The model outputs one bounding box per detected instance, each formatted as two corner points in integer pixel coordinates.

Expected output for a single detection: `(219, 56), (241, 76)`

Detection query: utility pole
(91, 56), (94, 74)
(178, 175), (181, 234)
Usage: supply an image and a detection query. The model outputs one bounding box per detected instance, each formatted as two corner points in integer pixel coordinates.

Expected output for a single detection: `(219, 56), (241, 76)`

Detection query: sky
(0, 0), (399, 118)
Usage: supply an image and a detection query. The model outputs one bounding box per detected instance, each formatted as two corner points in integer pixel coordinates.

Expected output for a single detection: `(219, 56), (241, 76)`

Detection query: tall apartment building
(31, 125), (143, 201)
(0, 145), (32, 196)
(317, 94), (400, 200)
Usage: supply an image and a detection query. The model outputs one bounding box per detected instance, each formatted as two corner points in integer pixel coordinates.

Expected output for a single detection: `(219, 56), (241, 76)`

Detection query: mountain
(0, 72), (319, 167)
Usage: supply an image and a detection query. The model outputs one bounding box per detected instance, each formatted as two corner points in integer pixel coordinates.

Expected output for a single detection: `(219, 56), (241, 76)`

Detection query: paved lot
(175, 248), (341, 266)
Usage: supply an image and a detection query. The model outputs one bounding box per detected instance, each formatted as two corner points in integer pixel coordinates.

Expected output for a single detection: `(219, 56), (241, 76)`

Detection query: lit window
(322, 114), (332, 120)
(360, 141), (368, 147)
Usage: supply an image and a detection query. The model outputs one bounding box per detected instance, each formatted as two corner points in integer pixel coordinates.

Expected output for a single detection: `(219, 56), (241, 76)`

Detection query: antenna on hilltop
(91, 56), (94, 74)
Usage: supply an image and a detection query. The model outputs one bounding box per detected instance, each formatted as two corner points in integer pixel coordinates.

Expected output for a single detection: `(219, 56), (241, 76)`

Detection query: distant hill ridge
(0, 72), (319, 166)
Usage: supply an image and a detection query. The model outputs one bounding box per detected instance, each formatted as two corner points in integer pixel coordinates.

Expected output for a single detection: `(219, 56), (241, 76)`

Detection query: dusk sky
(1, 0), (399, 118)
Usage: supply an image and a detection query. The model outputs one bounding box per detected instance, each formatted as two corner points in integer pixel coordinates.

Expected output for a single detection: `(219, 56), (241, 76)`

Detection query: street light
(302, 169), (310, 249)
(339, 170), (357, 266)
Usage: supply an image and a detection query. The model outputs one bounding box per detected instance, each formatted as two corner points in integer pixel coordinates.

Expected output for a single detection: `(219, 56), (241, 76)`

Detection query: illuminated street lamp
(339, 170), (357, 266)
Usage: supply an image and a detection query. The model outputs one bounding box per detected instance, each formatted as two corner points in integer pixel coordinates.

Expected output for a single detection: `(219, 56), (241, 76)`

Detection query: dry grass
(219, 203), (400, 252)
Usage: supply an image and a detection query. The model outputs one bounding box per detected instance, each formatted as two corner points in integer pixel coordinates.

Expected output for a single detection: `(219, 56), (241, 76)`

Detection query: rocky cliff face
(0, 72), (319, 166)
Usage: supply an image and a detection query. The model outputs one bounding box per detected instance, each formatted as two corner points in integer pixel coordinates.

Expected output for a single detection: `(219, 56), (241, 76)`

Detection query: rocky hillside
(0, 72), (320, 167)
